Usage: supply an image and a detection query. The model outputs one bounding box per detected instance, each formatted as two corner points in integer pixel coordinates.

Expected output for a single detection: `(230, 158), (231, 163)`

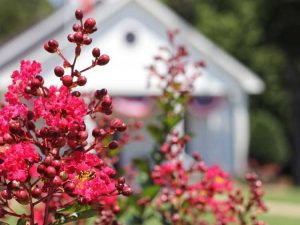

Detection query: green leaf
(147, 124), (164, 142)
(17, 218), (30, 225)
(142, 185), (160, 199)
(132, 159), (151, 173)
(51, 209), (98, 225)
(0, 222), (10, 225)
(165, 113), (182, 130)
(57, 203), (92, 214)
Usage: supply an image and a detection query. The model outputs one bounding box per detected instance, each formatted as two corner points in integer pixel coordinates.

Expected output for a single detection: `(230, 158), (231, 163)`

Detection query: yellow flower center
(77, 170), (96, 182)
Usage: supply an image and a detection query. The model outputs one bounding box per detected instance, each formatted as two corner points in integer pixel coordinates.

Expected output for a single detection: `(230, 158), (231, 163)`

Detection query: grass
(258, 214), (300, 225)
(263, 184), (300, 204)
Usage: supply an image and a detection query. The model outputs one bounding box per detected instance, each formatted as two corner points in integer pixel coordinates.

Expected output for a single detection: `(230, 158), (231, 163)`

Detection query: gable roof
(0, 0), (264, 94)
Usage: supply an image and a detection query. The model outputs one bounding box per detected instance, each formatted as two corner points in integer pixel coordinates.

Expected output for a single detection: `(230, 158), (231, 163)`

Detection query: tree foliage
(0, 0), (53, 44)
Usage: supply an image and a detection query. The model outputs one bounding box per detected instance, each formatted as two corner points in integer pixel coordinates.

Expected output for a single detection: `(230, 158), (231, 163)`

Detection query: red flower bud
(45, 166), (56, 178)
(68, 34), (75, 42)
(27, 111), (35, 120)
(101, 95), (112, 107)
(83, 36), (92, 45)
(108, 140), (119, 150)
(110, 118), (123, 129)
(77, 76), (87, 86)
(52, 160), (61, 169)
(1, 189), (12, 200)
(44, 156), (54, 166)
(97, 54), (110, 66)
(54, 66), (64, 77)
(75, 9), (83, 20)
(15, 189), (29, 204)
(74, 32), (83, 43)
(32, 187), (42, 198)
(62, 75), (73, 87)
(84, 18), (96, 31)
(79, 131), (88, 140)
(48, 39), (59, 49)
(53, 176), (62, 186)
(94, 88), (107, 99)
(92, 128), (101, 137)
(44, 42), (56, 53)
(122, 185), (132, 196)
(37, 164), (46, 174)
(73, 23), (81, 32)
(64, 182), (75, 193)
(92, 48), (101, 57)
(117, 123), (127, 132)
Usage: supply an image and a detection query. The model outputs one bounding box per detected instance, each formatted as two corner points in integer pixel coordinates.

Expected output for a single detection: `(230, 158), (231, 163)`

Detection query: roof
(0, 0), (264, 94)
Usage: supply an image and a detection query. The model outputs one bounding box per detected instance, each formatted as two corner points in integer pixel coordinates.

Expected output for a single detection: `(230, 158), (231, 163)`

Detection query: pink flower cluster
(151, 156), (267, 225)
(0, 9), (131, 225)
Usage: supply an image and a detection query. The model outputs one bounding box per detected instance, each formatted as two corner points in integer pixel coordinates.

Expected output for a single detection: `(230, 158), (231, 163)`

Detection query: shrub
(250, 110), (289, 165)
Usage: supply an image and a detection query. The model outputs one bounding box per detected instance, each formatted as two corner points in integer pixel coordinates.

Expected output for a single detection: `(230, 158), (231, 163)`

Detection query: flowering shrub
(117, 31), (268, 225)
(0, 10), (131, 225)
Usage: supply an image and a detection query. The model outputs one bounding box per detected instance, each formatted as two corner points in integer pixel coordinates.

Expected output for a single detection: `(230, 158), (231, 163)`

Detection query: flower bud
(77, 76), (87, 86)
(110, 118), (123, 129)
(108, 140), (119, 150)
(94, 88), (107, 99)
(8, 180), (20, 190)
(44, 42), (56, 53)
(68, 34), (75, 42)
(79, 131), (88, 140)
(97, 54), (110, 65)
(54, 66), (64, 77)
(72, 91), (81, 97)
(74, 32), (83, 43)
(53, 176), (62, 186)
(92, 48), (101, 57)
(1, 189), (12, 200)
(15, 189), (29, 205)
(84, 18), (96, 31)
(83, 36), (92, 45)
(64, 182), (75, 193)
(92, 128), (101, 137)
(32, 187), (42, 198)
(122, 185), (132, 196)
(62, 75), (73, 87)
(48, 39), (59, 49)
(52, 160), (61, 169)
(44, 156), (54, 166)
(37, 164), (46, 174)
(101, 95), (112, 107)
(73, 23), (81, 32)
(45, 166), (56, 178)
(59, 171), (68, 181)
(75, 9), (83, 20)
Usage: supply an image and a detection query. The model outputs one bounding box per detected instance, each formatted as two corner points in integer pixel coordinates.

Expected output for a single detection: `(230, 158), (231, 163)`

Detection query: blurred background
(0, 0), (300, 224)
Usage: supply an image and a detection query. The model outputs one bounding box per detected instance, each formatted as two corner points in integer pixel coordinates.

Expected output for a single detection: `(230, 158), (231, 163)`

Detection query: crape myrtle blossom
(33, 85), (87, 130)
(0, 9), (131, 225)
(118, 31), (268, 225)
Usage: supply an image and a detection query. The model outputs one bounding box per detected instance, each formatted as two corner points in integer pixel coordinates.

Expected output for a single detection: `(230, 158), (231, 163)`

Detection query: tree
(262, 0), (300, 184)
(0, 0), (53, 45)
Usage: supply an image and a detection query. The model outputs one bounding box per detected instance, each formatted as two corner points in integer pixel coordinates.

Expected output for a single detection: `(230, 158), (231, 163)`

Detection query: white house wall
(186, 96), (233, 172)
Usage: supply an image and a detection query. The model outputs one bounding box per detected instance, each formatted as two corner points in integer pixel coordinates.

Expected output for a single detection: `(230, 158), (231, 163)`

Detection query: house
(0, 0), (264, 176)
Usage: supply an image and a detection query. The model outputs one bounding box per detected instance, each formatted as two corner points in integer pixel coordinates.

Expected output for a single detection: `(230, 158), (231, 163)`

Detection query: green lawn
(258, 215), (300, 225)
(235, 181), (300, 225)
(263, 184), (300, 204)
